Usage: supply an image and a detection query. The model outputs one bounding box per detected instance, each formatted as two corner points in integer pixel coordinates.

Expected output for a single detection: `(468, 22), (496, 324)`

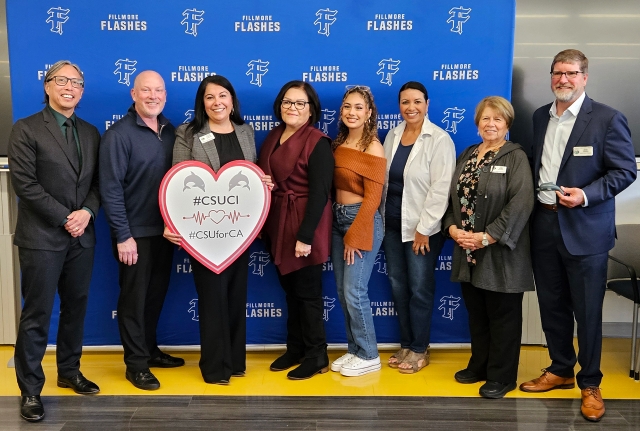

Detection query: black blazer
(8, 107), (101, 251)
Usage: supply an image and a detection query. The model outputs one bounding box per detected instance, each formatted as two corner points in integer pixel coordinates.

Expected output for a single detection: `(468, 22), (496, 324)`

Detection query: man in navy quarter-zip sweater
(100, 70), (183, 391)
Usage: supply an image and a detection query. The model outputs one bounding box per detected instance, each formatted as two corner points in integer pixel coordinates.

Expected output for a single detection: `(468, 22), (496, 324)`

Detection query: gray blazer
(443, 141), (535, 293)
(8, 108), (101, 251)
(173, 122), (256, 169)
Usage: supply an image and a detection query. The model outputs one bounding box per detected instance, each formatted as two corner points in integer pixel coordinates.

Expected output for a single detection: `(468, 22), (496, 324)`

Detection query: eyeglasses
(550, 71), (584, 80)
(46, 75), (85, 88)
(281, 100), (309, 110)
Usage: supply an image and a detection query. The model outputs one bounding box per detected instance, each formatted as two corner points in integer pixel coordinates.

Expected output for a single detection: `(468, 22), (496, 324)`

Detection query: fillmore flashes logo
(105, 114), (125, 130)
(447, 6), (471, 35)
(377, 113), (403, 131)
(188, 299), (199, 321)
(246, 60), (269, 87)
(171, 65), (215, 82)
(184, 110), (195, 123)
(249, 251), (270, 276)
(244, 114), (279, 132)
(374, 251), (387, 275)
(46, 7), (69, 35)
(323, 296), (336, 321)
(367, 13), (412, 31)
(303, 65), (347, 83)
(235, 15), (280, 32)
(182, 8), (205, 36)
(377, 59), (400, 86)
(100, 14), (147, 31)
(438, 295), (461, 320)
(314, 8), (337, 36)
(442, 107), (465, 134)
(114, 59), (137, 86)
(434, 63), (479, 81)
(317, 109), (336, 135)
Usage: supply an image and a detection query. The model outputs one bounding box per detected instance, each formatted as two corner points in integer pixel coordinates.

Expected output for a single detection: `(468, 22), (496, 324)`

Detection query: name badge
(199, 133), (215, 144)
(490, 166), (507, 174)
(573, 146), (593, 156)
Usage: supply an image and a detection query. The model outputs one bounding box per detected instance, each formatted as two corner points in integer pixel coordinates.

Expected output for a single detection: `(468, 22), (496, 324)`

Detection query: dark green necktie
(64, 118), (81, 170)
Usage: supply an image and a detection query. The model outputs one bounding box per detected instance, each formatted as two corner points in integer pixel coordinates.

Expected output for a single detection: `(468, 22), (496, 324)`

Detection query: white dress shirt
(538, 92), (587, 205)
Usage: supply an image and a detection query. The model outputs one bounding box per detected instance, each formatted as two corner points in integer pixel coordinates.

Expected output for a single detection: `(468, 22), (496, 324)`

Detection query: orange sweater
(333, 146), (386, 250)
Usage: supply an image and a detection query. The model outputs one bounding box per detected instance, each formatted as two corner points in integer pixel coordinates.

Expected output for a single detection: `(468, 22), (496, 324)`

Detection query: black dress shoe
(479, 381), (517, 399)
(20, 395), (44, 422)
(232, 371), (245, 377)
(454, 368), (485, 384)
(148, 352), (185, 368)
(270, 351), (303, 371)
(287, 355), (329, 380)
(126, 369), (160, 390)
(57, 373), (100, 394)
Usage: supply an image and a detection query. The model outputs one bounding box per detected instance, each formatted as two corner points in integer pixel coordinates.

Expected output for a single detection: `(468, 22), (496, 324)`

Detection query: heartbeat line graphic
(184, 210), (250, 225)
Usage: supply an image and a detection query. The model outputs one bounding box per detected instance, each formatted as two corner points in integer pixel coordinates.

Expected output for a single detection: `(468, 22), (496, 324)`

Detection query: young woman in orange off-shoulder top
(330, 86), (386, 377)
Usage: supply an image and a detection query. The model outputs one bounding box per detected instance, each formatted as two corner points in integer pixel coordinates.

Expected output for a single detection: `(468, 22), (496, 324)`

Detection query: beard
(553, 86), (577, 103)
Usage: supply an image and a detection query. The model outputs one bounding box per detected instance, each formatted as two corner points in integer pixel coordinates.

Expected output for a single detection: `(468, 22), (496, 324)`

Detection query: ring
(74, 227), (79, 231)
(304, 253), (309, 257)
(420, 246), (425, 250)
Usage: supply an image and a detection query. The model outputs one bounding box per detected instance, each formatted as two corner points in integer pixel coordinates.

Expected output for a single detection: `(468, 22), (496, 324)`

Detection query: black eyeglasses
(281, 100), (309, 110)
(46, 75), (85, 88)
(550, 71), (584, 80)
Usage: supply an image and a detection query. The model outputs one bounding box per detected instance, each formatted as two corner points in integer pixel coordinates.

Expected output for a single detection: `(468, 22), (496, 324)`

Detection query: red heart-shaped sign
(159, 160), (271, 274)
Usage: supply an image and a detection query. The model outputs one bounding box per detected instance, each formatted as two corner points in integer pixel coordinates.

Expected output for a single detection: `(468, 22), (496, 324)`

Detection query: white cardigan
(380, 117), (456, 242)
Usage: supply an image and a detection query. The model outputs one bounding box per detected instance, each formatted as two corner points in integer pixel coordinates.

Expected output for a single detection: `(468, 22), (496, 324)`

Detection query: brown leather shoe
(519, 369), (575, 392)
(581, 387), (605, 422)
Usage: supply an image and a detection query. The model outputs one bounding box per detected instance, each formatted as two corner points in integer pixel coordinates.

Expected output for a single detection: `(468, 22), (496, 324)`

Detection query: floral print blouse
(456, 146), (498, 266)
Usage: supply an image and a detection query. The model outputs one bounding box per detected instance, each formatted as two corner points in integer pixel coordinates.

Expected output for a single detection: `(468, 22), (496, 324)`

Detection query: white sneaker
(330, 353), (356, 372)
(339, 356), (381, 377)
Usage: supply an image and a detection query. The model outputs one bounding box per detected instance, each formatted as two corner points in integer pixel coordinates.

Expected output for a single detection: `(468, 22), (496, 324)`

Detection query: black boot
(287, 354), (329, 380)
(270, 351), (303, 371)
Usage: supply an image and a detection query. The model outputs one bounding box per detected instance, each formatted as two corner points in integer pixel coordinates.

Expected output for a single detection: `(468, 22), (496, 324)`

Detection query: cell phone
(536, 182), (566, 196)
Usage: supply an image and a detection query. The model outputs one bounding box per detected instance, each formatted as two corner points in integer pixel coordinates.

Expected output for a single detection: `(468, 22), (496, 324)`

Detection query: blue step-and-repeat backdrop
(6, 1), (515, 346)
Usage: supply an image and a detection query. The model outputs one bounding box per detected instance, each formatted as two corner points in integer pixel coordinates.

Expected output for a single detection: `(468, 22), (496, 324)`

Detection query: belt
(539, 202), (558, 212)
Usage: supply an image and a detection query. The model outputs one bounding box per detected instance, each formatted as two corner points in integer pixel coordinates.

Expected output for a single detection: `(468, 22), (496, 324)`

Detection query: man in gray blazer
(8, 60), (101, 422)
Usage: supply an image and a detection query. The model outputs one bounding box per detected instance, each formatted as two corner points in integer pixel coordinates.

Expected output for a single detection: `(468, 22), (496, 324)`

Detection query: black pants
(191, 252), (248, 383)
(461, 282), (523, 385)
(276, 264), (327, 359)
(113, 236), (173, 372)
(15, 240), (94, 395)
(531, 206), (608, 388)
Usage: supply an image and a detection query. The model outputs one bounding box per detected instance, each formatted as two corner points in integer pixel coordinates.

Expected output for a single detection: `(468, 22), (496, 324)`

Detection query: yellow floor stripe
(1, 338), (638, 398)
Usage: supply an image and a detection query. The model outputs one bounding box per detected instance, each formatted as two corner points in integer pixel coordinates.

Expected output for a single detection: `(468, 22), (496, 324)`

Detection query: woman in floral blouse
(443, 96), (534, 399)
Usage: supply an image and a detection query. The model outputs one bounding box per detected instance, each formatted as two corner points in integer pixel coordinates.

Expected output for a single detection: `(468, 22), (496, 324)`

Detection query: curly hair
(332, 86), (379, 151)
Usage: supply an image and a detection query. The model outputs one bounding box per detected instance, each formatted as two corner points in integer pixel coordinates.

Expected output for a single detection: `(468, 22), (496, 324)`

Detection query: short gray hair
(43, 60), (84, 104)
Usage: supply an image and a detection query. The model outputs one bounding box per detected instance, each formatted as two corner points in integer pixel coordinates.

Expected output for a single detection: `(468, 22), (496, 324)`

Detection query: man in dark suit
(520, 49), (636, 422)
(8, 60), (101, 422)
(100, 70), (182, 391)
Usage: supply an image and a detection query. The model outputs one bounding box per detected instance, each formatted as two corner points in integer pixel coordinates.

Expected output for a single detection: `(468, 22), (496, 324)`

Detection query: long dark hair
(187, 75), (244, 136)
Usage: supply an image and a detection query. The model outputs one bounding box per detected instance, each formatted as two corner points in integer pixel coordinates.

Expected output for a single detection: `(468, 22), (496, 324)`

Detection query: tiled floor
(1, 338), (639, 429)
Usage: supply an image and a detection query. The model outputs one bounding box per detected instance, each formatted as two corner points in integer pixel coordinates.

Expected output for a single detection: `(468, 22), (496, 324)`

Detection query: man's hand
(65, 209), (91, 237)
(557, 187), (585, 208)
(117, 237), (138, 266)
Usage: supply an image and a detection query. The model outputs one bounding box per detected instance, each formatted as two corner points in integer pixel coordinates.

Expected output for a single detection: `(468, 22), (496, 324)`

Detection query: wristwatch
(482, 233), (489, 247)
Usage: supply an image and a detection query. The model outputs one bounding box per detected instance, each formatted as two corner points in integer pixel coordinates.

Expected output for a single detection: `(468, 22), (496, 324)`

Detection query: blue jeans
(331, 202), (383, 360)
(383, 217), (444, 353)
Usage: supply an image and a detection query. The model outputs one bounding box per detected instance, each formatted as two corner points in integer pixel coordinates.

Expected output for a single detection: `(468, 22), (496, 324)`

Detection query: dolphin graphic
(229, 170), (251, 191)
(183, 171), (206, 192)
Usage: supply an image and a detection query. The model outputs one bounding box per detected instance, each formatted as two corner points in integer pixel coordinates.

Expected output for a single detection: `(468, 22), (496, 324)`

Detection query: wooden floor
(1, 338), (640, 429)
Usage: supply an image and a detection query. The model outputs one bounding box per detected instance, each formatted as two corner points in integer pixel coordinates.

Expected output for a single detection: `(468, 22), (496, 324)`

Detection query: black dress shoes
(270, 351), (303, 371)
(287, 355), (329, 380)
(454, 368), (485, 384)
(479, 381), (517, 399)
(20, 395), (44, 422)
(148, 352), (185, 368)
(126, 369), (160, 390)
(57, 373), (100, 394)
